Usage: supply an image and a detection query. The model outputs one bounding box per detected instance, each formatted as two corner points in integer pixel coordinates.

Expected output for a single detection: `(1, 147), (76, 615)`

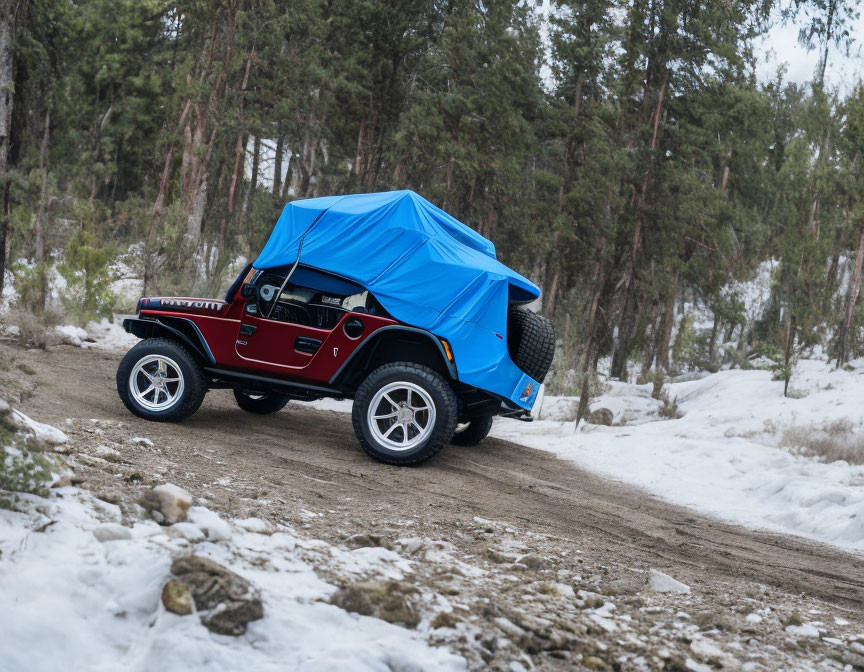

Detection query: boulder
(587, 408), (614, 426)
(169, 555), (263, 635)
(518, 553), (551, 571)
(161, 579), (194, 615)
(141, 483), (193, 524)
(345, 533), (390, 549)
(330, 579), (420, 627)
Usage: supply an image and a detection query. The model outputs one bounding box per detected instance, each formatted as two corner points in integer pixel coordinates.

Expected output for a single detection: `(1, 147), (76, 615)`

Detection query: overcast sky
(755, 11), (864, 95)
(536, 2), (863, 97)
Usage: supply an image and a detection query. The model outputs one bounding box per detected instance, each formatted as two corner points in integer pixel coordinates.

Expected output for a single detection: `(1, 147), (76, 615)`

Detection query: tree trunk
(32, 111), (50, 313)
(576, 237), (607, 424)
(610, 76), (667, 380)
(837, 223), (864, 365)
(153, 99), (192, 214)
(242, 134), (260, 230)
(273, 127), (284, 197)
(656, 267), (679, 372)
(0, 0), (22, 298)
(354, 111), (366, 176)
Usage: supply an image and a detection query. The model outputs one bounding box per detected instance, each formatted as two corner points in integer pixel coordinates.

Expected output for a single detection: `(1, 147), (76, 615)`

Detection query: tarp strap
(266, 197), (346, 318)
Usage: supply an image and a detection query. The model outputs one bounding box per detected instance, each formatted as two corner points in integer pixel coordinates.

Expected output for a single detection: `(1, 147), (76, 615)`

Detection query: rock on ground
(587, 407), (614, 425)
(648, 569), (691, 594)
(330, 579), (420, 628)
(168, 555), (263, 635)
(141, 483), (193, 524)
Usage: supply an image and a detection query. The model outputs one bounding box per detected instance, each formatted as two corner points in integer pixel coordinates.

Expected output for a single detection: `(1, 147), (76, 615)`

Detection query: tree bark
(0, 0), (24, 298)
(837, 224), (864, 365)
(33, 111), (50, 264)
(273, 127), (284, 197)
(354, 111), (366, 176)
(31, 110), (50, 314)
(576, 237), (607, 424)
(656, 267), (679, 372)
(153, 99), (192, 214)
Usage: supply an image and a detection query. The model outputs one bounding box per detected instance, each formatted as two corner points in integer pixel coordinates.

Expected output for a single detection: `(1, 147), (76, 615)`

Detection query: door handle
(240, 324), (257, 336)
(295, 336), (322, 354)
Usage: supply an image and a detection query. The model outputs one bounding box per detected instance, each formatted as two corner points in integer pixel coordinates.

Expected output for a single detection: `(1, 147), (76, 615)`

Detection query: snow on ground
(495, 359), (864, 552)
(0, 488), (465, 672)
(9, 407), (69, 446)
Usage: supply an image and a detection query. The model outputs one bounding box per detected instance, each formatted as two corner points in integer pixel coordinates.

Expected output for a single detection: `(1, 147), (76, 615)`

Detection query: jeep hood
(253, 190), (542, 409)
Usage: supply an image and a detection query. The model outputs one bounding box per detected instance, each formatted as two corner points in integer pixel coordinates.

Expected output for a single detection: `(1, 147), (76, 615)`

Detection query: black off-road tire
(451, 414), (494, 446)
(352, 362), (458, 466)
(233, 389), (289, 414)
(116, 338), (207, 422)
(507, 307), (555, 382)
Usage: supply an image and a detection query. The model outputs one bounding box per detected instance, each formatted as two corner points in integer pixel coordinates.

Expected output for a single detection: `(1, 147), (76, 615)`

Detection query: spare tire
(507, 307), (555, 382)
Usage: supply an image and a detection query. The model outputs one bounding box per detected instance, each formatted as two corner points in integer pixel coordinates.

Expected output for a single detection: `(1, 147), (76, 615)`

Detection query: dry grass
(2, 310), (61, 349)
(658, 389), (683, 419)
(780, 418), (864, 465)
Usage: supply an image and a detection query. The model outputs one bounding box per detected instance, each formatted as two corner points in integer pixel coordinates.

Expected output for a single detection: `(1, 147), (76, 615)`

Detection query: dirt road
(3, 341), (863, 669)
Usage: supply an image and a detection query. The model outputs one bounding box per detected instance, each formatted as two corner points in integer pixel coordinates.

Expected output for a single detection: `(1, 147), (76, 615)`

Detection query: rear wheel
(352, 363), (457, 466)
(233, 389), (289, 414)
(117, 338), (206, 422)
(451, 415), (494, 446)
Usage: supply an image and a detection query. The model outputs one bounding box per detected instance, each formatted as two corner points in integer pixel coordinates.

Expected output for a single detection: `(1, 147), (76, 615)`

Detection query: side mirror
(240, 283), (257, 299)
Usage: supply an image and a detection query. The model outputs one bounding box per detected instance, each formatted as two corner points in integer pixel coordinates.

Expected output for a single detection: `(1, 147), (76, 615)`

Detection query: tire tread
(508, 308), (555, 382)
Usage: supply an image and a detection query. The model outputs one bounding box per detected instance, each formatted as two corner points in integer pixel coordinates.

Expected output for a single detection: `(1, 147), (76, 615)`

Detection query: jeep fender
(122, 317), (215, 364)
(330, 325), (456, 390)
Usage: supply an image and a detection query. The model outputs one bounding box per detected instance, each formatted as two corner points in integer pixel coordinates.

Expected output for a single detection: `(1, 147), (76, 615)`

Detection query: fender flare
(329, 325), (456, 386)
(122, 317), (215, 364)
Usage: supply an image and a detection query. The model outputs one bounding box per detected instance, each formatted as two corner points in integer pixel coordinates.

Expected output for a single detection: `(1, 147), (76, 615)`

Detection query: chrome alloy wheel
(367, 381), (436, 451)
(129, 354), (185, 411)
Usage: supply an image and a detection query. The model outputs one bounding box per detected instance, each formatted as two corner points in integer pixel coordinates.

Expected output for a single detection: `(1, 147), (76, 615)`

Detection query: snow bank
(0, 491), (465, 672)
(55, 317), (139, 351)
(9, 408), (69, 445)
(496, 359), (864, 552)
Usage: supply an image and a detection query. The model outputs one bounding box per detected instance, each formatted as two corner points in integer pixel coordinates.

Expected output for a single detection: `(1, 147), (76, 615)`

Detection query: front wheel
(116, 338), (207, 422)
(451, 415), (494, 446)
(233, 389), (289, 414)
(352, 363), (458, 466)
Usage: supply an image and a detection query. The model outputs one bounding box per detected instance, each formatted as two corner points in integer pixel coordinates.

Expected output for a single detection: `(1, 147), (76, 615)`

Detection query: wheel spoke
(367, 382), (436, 452)
(130, 354), (185, 411)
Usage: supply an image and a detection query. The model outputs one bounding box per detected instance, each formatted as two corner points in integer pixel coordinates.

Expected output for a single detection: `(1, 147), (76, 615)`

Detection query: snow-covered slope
(496, 359), (864, 552)
(0, 490), (465, 672)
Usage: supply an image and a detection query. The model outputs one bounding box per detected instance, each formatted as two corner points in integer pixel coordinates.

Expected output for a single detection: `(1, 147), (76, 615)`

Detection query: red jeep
(117, 191), (554, 465)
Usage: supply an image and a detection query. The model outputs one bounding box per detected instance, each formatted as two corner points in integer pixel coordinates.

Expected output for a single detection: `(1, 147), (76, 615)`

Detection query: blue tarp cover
(253, 190), (541, 409)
